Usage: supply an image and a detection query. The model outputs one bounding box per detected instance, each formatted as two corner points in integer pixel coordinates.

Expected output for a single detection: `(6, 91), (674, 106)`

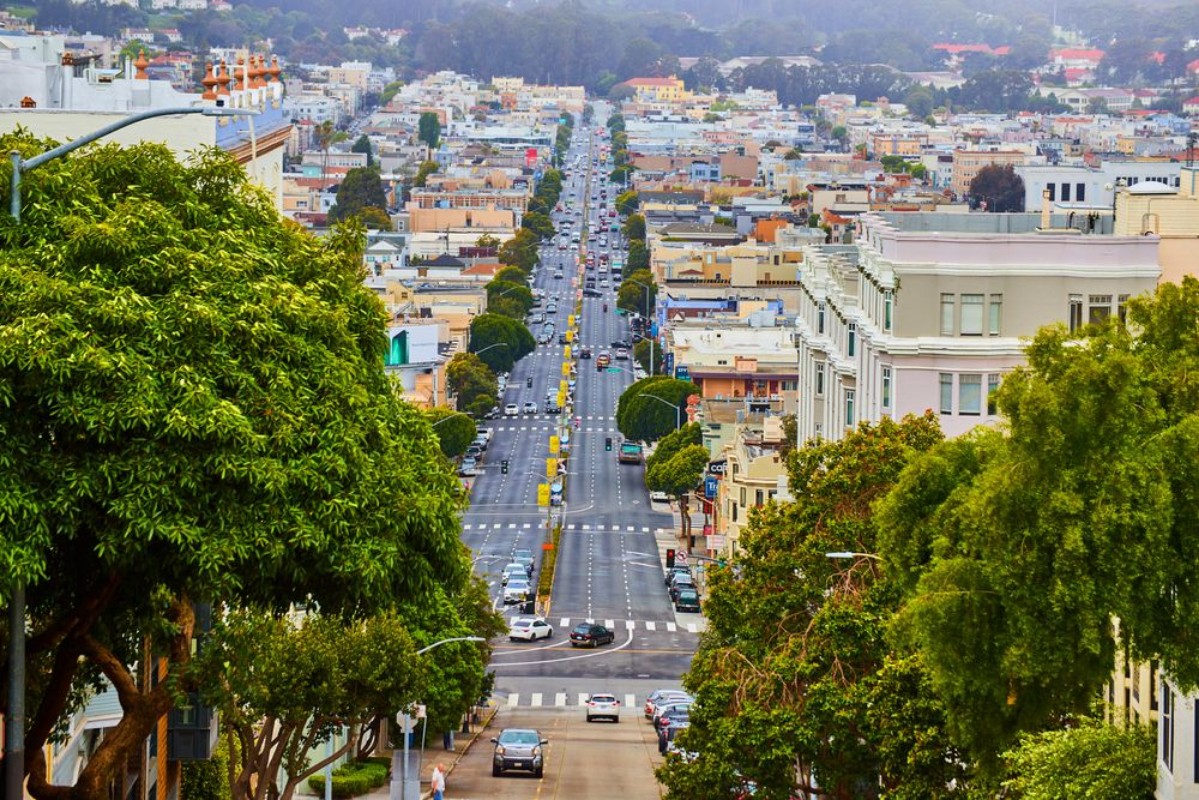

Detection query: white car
(504, 403), (520, 417)
(504, 578), (531, 604)
(508, 617), (554, 641)
(501, 563), (527, 586)
(585, 693), (621, 723)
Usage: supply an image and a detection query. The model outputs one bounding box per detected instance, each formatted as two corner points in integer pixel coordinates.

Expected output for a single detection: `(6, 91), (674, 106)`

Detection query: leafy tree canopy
(616, 377), (697, 442)
(469, 313), (535, 374)
(617, 269), (657, 317)
(0, 134), (466, 799)
(426, 407), (476, 458)
(445, 351), (497, 415)
(1001, 717), (1156, 800)
(623, 212), (646, 241)
(418, 111), (441, 150)
(967, 163), (1025, 211)
(412, 159), (439, 188)
(351, 133), (374, 166)
(328, 164), (389, 225)
(520, 210), (556, 241)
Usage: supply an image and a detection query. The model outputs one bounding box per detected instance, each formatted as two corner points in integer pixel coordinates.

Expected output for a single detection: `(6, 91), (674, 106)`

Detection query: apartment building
(793, 212), (1160, 443)
(950, 149), (1026, 197)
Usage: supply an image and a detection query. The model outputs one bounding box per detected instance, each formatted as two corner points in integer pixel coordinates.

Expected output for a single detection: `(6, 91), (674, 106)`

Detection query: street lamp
(431, 411), (474, 429)
(393, 636), (486, 800)
(825, 551), (881, 561)
(624, 276), (656, 376)
(639, 392), (680, 430)
(5, 103), (255, 800)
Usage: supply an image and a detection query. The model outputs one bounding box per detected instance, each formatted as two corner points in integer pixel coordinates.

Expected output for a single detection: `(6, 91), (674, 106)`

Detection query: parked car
(669, 575), (697, 602)
(579, 346), (593, 359)
(458, 457), (478, 477)
(615, 348), (629, 360)
(665, 566), (693, 586)
(491, 728), (547, 777)
(654, 701), (694, 732)
(501, 563), (527, 586)
(512, 548), (535, 575)
(508, 617), (553, 641)
(585, 693), (621, 723)
(645, 690), (691, 720)
(570, 623), (615, 648)
(503, 578), (531, 604)
(659, 716), (690, 754)
(674, 588), (701, 613)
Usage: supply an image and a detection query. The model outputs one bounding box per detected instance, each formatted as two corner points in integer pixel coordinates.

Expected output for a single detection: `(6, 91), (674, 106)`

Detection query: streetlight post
(625, 276), (655, 375)
(5, 104), (254, 800)
(394, 637), (485, 800)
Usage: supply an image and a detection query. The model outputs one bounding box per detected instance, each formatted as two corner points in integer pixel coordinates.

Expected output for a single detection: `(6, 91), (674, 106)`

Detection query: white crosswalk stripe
(496, 692), (682, 709)
(625, 619), (636, 630)
(507, 694), (519, 707)
(531, 692), (543, 707)
(604, 619), (615, 629)
(624, 694), (636, 710)
(577, 692), (589, 707)
(556, 692), (567, 707)
(666, 623), (677, 632)
(645, 621), (656, 631)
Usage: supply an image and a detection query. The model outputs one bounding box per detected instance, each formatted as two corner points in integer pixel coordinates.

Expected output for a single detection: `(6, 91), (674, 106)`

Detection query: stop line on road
(502, 692), (639, 709)
(463, 522), (655, 533)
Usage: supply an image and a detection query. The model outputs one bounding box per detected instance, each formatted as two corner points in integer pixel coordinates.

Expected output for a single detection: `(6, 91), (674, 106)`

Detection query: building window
(1046, 183), (1056, 202)
(845, 389), (856, 427)
(939, 373), (953, 415)
(960, 294), (984, 335)
(1061, 183), (1071, 202)
(755, 490), (765, 507)
(883, 291), (893, 332)
(1118, 294), (1130, 325)
(1150, 662), (1159, 712)
(740, 487), (746, 506)
(881, 366), (892, 410)
(989, 294), (1002, 336)
(847, 323), (857, 357)
(1068, 294), (1084, 333)
(1076, 183), (1086, 202)
(1163, 685), (1175, 772)
(987, 373), (1001, 414)
(817, 301), (826, 334)
(1089, 295), (1112, 325)
(815, 363), (825, 396)
(959, 374), (982, 415)
(940, 294), (955, 336)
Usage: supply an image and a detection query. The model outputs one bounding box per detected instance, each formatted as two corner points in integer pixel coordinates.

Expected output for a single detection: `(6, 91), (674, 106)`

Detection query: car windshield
(572, 624), (593, 634)
(508, 579), (528, 588)
(678, 589), (699, 599)
(499, 731), (541, 745)
(591, 695), (616, 703)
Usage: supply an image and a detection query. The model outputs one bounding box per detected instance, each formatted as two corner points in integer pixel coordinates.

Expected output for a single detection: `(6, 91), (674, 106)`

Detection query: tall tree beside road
(967, 164), (1025, 211)
(1001, 717), (1156, 799)
(498, 228), (541, 272)
(624, 239), (649, 277)
(485, 280), (534, 320)
(412, 159), (439, 188)
(616, 377), (697, 443)
(520, 210), (556, 241)
(876, 278), (1199, 768)
(615, 190), (639, 216)
(351, 133), (374, 166)
(314, 119), (347, 189)
(418, 111), (441, 153)
(0, 136), (466, 800)
(617, 269), (657, 317)
(328, 164), (390, 226)
(427, 407), (477, 458)
(659, 414), (959, 799)
(446, 352), (498, 417)
(623, 212), (646, 241)
(493, 265), (528, 286)
(469, 313), (535, 374)
(645, 424), (707, 539)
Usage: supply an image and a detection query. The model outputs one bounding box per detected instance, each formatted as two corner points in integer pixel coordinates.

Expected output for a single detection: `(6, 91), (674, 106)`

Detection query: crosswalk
(464, 523), (654, 533)
(549, 617), (701, 634)
(503, 692), (640, 709)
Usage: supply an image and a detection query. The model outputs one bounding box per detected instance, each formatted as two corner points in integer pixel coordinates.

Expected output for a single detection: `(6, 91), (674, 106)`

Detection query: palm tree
(314, 119), (348, 192)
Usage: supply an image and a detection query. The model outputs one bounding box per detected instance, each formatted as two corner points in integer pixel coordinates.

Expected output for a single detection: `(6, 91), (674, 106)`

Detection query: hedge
(537, 523), (563, 601)
(307, 759), (390, 798)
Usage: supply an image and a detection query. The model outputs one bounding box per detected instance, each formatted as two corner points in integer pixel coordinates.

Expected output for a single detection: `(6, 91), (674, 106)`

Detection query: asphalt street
(459, 113), (695, 720)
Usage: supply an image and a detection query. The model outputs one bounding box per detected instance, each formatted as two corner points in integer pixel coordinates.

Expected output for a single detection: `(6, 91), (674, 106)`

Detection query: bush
(307, 759), (390, 798)
(537, 524), (562, 599)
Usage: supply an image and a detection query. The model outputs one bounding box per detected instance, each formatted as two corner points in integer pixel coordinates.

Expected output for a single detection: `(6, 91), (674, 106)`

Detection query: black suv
(570, 623), (615, 648)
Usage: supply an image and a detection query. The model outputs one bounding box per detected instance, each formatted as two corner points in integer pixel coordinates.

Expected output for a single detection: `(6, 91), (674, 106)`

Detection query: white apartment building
(793, 212), (1160, 443)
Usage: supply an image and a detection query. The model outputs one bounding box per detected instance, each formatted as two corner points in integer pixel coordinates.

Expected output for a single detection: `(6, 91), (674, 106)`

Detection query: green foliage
(486, 280), (535, 320)
(615, 189), (639, 216)
(350, 134), (374, 166)
(426, 408), (475, 458)
(617, 269), (657, 317)
(537, 524), (562, 599)
(622, 212), (646, 241)
(616, 377), (696, 443)
(180, 734), (235, 800)
(625, 239), (649, 277)
(446, 352), (497, 414)
(520, 210), (555, 241)
(646, 444), (708, 499)
(307, 760), (389, 799)
(497, 228), (540, 272)
(660, 414), (957, 799)
(418, 111), (441, 150)
(328, 165), (389, 224)
(0, 133), (468, 794)
(968, 163), (1025, 211)
(493, 265), (527, 286)
(475, 233), (501, 250)
(1002, 718), (1156, 800)
(877, 278), (1199, 770)
(633, 338), (655, 375)
(469, 313), (535, 374)
(646, 422), (701, 471)
(412, 159), (439, 188)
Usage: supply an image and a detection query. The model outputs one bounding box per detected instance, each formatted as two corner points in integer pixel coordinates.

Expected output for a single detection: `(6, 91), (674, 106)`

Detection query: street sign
(549, 435), (560, 455)
(708, 535), (726, 550)
(675, 550), (689, 565)
(537, 483), (550, 506)
(546, 457), (558, 478)
(704, 476), (718, 499)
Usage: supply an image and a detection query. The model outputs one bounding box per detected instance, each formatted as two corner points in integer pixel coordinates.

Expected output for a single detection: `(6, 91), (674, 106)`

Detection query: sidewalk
(360, 702), (499, 800)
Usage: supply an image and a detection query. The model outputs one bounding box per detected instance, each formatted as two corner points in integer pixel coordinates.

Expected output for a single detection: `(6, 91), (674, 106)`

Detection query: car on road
(504, 403), (520, 417)
(522, 402), (538, 414)
(585, 693), (621, 723)
(659, 716), (690, 754)
(669, 575), (697, 602)
(665, 566), (693, 586)
(611, 339), (631, 350)
(501, 563), (527, 586)
(654, 701), (694, 733)
(569, 623), (615, 648)
(491, 728), (547, 777)
(674, 588), (701, 613)
(583, 288), (602, 297)
(458, 457), (478, 477)
(596, 352), (611, 370)
(615, 348), (629, 360)
(503, 578), (531, 604)
(471, 434), (489, 452)
(465, 444), (484, 461)
(645, 690), (691, 720)
(579, 346), (593, 359)
(508, 617), (553, 641)
(512, 548), (535, 575)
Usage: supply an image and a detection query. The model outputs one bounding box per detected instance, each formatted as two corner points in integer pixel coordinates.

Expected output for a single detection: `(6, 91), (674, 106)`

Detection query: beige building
(405, 204), (515, 234)
(1113, 167), (1199, 284)
(709, 416), (790, 558)
(950, 149), (1026, 197)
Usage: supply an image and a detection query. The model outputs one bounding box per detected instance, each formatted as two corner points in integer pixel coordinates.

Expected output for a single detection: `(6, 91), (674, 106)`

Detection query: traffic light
(666, 548), (676, 569)
(526, 377), (533, 388)
(501, 460), (509, 474)
(605, 437), (612, 451)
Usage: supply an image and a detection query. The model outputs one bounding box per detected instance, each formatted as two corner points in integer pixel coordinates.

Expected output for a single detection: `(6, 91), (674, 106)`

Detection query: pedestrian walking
(431, 763), (446, 800)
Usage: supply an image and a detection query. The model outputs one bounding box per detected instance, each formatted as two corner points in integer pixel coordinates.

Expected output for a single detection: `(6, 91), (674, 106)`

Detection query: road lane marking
(666, 623), (677, 632)
(577, 692), (589, 706)
(531, 692), (543, 707)
(556, 692), (567, 706)
(625, 694), (636, 710)
(645, 621), (656, 631)
(507, 694), (519, 707)
(625, 620), (635, 630)
(487, 629), (637, 668)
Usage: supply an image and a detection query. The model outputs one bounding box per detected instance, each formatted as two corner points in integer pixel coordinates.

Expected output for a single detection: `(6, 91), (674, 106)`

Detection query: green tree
(617, 269), (657, 317)
(328, 164), (389, 224)
(412, 159), (439, 188)
(445, 352), (497, 414)
(427, 407), (476, 458)
(633, 338), (656, 374)
(1002, 718), (1156, 800)
(623, 212), (646, 241)
(645, 423), (706, 538)
(520, 210), (555, 240)
(314, 119), (348, 188)
(658, 414), (960, 800)
(380, 80), (403, 106)
(610, 164), (635, 185)
(351, 133), (374, 166)
(968, 163), (1025, 211)
(783, 147), (804, 160)
(615, 189), (639, 216)
(0, 134), (465, 800)
(616, 377), (697, 443)
(469, 313), (535, 374)
(830, 125), (849, 147)
(493, 265), (528, 286)
(625, 239), (649, 277)
(497, 228), (540, 272)
(902, 85), (935, 119)
(486, 280), (534, 319)
(418, 111), (441, 151)
(356, 206), (393, 230)
(475, 232), (501, 250)
(910, 163), (928, 181)
(876, 278), (1199, 770)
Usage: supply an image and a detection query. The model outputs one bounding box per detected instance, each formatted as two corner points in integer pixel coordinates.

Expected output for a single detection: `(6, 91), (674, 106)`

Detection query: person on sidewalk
(431, 763), (446, 800)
